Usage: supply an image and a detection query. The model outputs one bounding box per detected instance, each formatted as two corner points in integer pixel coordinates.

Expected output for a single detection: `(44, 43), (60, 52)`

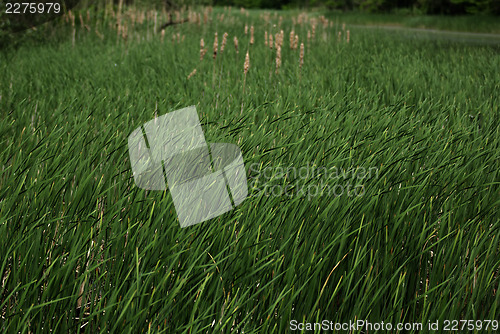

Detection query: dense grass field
(1, 6), (499, 333)
(329, 12), (500, 34)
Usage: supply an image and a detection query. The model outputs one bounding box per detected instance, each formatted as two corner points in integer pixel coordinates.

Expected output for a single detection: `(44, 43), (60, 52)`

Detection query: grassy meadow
(0, 6), (499, 333)
(328, 12), (500, 34)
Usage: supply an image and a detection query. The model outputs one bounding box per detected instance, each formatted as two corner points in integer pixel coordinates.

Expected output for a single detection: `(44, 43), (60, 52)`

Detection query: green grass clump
(0, 7), (499, 333)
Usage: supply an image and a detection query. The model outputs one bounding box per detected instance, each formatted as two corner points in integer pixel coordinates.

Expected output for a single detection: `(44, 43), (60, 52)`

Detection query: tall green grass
(325, 12), (500, 34)
(0, 7), (499, 333)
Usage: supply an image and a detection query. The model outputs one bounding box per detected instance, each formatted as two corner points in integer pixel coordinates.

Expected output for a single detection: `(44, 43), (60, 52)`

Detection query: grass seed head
(187, 68), (197, 80)
(299, 42), (304, 68)
(276, 44), (281, 73)
(200, 38), (206, 60)
(221, 32), (228, 53)
(311, 19), (317, 38)
(250, 26), (254, 45)
(234, 36), (239, 54)
(121, 23), (128, 40)
(265, 31), (268, 46)
(274, 33), (280, 48)
(244, 50), (250, 75)
(213, 32), (218, 59)
(203, 10), (208, 24)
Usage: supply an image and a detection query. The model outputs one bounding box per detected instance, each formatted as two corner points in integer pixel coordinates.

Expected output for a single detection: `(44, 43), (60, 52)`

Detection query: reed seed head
(233, 36), (239, 54)
(187, 68), (197, 80)
(221, 32), (228, 53)
(299, 42), (304, 68)
(213, 32), (218, 59)
(200, 38), (206, 60)
(244, 50), (250, 75)
(276, 44), (281, 73)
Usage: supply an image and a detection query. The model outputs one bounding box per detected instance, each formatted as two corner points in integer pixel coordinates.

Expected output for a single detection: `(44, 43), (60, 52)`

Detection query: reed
(200, 38), (206, 61)
(242, 50), (250, 113)
(244, 50), (250, 75)
(276, 44), (281, 74)
(220, 32), (228, 54)
(233, 36), (239, 54)
(299, 42), (304, 68)
(213, 32), (218, 60)
(187, 69), (197, 80)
